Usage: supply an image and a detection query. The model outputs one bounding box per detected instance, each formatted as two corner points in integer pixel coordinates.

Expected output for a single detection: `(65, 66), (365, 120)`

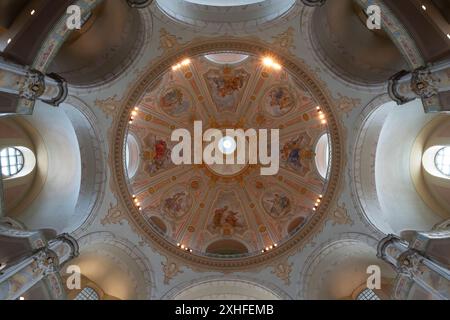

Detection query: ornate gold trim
(111, 37), (344, 271)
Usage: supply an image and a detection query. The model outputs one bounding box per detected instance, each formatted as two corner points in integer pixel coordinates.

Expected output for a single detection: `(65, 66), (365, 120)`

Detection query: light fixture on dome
(172, 58), (191, 71)
(262, 56), (282, 70)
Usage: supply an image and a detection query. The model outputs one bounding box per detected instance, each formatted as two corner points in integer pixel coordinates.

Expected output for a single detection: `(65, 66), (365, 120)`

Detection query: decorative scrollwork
(19, 70), (45, 101)
(411, 67), (440, 100)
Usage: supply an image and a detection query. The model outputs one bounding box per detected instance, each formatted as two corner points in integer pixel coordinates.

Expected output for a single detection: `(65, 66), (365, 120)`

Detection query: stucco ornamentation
(330, 202), (353, 226)
(95, 94), (124, 118)
(159, 28), (183, 54)
(272, 27), (296, 54)
(162, 258), (184, 285)
(271, 259), (293, 285)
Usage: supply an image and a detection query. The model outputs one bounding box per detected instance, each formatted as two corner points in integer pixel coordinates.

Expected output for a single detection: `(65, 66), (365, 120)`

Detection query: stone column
(378, 234), (450, 300)
(0, 57), (68, 115)
(0, 231), (78, 300)
(388, 60), (450, 113)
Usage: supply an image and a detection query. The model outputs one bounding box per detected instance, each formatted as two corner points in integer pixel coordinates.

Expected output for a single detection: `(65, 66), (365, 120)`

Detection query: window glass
(0, 147), (25, 177)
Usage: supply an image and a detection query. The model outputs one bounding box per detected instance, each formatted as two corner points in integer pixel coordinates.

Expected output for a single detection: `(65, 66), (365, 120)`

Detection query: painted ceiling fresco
(125, 54), (330, 256)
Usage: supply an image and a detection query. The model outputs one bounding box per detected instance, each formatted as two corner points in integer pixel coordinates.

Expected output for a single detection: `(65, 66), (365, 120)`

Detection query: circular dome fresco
(115, 43), (340, 270)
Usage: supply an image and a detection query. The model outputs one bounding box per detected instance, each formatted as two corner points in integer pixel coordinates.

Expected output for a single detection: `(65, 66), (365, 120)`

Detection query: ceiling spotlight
(447, 34), (450, 40)
(7, 38), (11, 44)
(421, 5), (426, 10)
(263, 57), (274, 67)
(30, 9), (36, 15)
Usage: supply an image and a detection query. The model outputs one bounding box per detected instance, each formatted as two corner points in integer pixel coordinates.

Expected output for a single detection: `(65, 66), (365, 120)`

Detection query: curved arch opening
(48, 0), (145, 87)
(68, 234), (153, 300)
(170, 279), (283, 300)
(156, 0), (296, 32)
(310, 0), (408, 85)
(2, 100), (105, 234)
(353, 99), (449, 235)
(302, 239), (396, 300)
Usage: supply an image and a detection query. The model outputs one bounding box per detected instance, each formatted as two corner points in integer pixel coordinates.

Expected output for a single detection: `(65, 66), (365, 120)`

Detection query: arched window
(356, 288), (380, 301)
(125, 134), (140, 179)
(422, 146), (450, 180)
(1, 147), (24, 177)
(434, 147), (450, 177)
(314, 133), (330, 179)
(205, 53), (249, 65)
(74, 287), (100, 300)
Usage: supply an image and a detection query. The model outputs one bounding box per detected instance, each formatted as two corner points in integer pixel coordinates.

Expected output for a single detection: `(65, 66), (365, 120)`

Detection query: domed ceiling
(122, 52), (333, 263)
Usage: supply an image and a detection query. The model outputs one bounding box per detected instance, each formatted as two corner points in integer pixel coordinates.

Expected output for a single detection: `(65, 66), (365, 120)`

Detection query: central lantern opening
(123, 51), (333, 259)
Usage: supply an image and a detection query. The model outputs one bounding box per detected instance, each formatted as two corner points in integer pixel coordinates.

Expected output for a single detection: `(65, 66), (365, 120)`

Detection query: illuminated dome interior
(124, 52), (332, 258)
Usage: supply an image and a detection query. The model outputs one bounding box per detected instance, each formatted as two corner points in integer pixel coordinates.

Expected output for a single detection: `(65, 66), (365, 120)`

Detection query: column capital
(410, 67), (440, 100)
(19, 69), (45, 101)
(388, 61), (450, 113)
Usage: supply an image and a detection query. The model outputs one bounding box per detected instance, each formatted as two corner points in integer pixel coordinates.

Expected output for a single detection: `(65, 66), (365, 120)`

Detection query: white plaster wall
(375, 100), (442, 233)
(15, 101), (82, 233)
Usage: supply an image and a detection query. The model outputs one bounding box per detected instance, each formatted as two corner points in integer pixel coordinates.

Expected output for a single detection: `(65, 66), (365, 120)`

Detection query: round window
(0, 147), (25, 178)
(434, 147), (450, 177)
